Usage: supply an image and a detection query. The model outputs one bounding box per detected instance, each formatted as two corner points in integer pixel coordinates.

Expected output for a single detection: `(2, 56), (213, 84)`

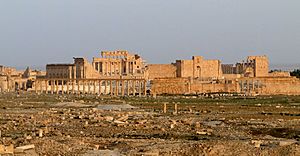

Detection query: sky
(0, 0), (299, 69)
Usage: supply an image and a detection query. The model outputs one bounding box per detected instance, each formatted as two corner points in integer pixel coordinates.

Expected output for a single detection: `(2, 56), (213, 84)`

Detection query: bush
(290, 69), (300, 78)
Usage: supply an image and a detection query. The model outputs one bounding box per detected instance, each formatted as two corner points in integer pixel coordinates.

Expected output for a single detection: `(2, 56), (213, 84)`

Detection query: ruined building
(150, 55), (300, 96)
(0, 65), (44, 92)
(222, 56), (269, 78)
(147, 56), (222, 80)
(46, 50), (146, 79)
(3, 50), (300, 96)
(35, 50), (148, 96)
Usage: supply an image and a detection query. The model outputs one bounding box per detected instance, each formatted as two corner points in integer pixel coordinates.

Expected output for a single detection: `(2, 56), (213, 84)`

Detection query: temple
(1, 50), (300, 96)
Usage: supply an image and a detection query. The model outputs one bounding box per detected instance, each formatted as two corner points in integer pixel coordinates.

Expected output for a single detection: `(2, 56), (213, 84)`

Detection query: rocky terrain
(0, 92), (299, 155)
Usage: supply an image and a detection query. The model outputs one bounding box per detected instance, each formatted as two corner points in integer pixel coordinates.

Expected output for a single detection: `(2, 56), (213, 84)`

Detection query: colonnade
(34, 78), (148, 96)
(239, 79), (263, 94)
(93, 60), (136, 76)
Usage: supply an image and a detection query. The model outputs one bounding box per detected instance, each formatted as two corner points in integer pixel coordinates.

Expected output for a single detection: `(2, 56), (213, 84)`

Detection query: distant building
(46, 50), (146, 79)
(0, 65), (44, 92)
(3, 50), (300, 96)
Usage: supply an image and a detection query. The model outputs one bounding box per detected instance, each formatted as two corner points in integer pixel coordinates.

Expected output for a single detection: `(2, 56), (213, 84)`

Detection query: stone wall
(151, 78), (190, 95)
(190, 81), (238, 94)
(46, 64), (75, 79)
(151, 76), (300, 95)
(0, 76), (7, 92)
(176, 60), (194, 78)
(175, 56), (222, 79)
(259, 77), (300, 95)
(269, 71), (290, 77)
(151, 78), (238, 95)
(247, 56), (269, 77)
(147, 64), (177, 80)
(195, 59), (222, 79)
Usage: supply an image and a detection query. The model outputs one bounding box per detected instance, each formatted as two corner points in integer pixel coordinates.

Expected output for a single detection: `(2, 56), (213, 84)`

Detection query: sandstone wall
(248, 56), (269, 77)
(195, 59), (222, 79)
(176, 56), (222, 79)
(151, 78), (238, 95)
(151, 76), (300, 95)
(269, 71), (290, 77)
(176, 60), (194, 78)
(0, 76), (7, 92)
(260, 77), (300, 95)
(46, 65), (74, 79)
(147, 64), (177, 80)
(190, 82), (238, 94)
(151, 78), (190, 95)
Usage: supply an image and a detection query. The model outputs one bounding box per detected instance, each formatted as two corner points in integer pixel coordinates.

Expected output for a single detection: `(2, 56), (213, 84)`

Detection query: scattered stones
(279, 140), (298, 147)
(196, 131), (211, 136)
(251, 140), (262, 148)
(104, 116), (114, 122)
(0, 93), (299, 155)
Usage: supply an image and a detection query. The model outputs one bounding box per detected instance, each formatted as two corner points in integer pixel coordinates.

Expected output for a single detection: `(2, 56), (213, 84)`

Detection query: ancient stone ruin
(1, 50), (300, 96)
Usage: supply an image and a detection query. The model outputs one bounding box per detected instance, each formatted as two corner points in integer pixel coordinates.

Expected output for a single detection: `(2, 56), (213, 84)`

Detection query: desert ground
(0, 92), (299, 155)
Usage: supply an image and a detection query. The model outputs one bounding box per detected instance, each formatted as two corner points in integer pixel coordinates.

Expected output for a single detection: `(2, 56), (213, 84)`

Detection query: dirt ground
(0, 92), (299, 155)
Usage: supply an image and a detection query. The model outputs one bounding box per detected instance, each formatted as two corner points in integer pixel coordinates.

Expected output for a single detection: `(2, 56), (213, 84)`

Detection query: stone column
(174, 104), (178, 115)
(121, 80), (125, 96)
(83, 80), (86, 94)
(102, 62), (105, 76)
(46, 80), (48, 94)
(87, 80), (90, 94)
(45, 80), (48, 94)
(110, 62), (112, 76)
(144, 80), (147, 96)
(69, 66), (72, 79)
(115, 62), (118, 75)
(247, 80), (250, 94)
(72, 79), (75, 94)
(61, 80), (64, 94)
(77, 80), (80, 94)
(118, 62), (120, 75)
(110, 80), (113, 96)
(73, 66), (76, 79)
(93, 80), (96, 94)
(39, 80), (43, 93)
(80, 66), (84, 78)
(61, 80), (64, 95)
(113, 61), (117, 75)
(104, 80), (107, 95)
(106, 62), (108, 76)
(139, 80), (142, 97)
(56, 80), (59, 94)
(120, 62), (122, 75)
(133, 80), (136, 96)
(100, 62), (102, 74)
(116, 80), (119, 96)
(240, 80), (243, 93)
(99, 80), (102, 95)
(126, 62), (129, 75)
(66, 80), (70, 94)
(127, 80), (130, 96)
(51, 80), (54, 94)
(163, 103), (167, 113)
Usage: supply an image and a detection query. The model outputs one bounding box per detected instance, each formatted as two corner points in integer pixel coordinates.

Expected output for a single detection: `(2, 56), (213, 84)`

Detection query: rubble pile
(0, 93), (299, 155)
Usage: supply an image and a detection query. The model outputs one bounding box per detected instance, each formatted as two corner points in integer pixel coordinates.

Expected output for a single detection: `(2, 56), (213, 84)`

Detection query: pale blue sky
(0, 0), (299, 69)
